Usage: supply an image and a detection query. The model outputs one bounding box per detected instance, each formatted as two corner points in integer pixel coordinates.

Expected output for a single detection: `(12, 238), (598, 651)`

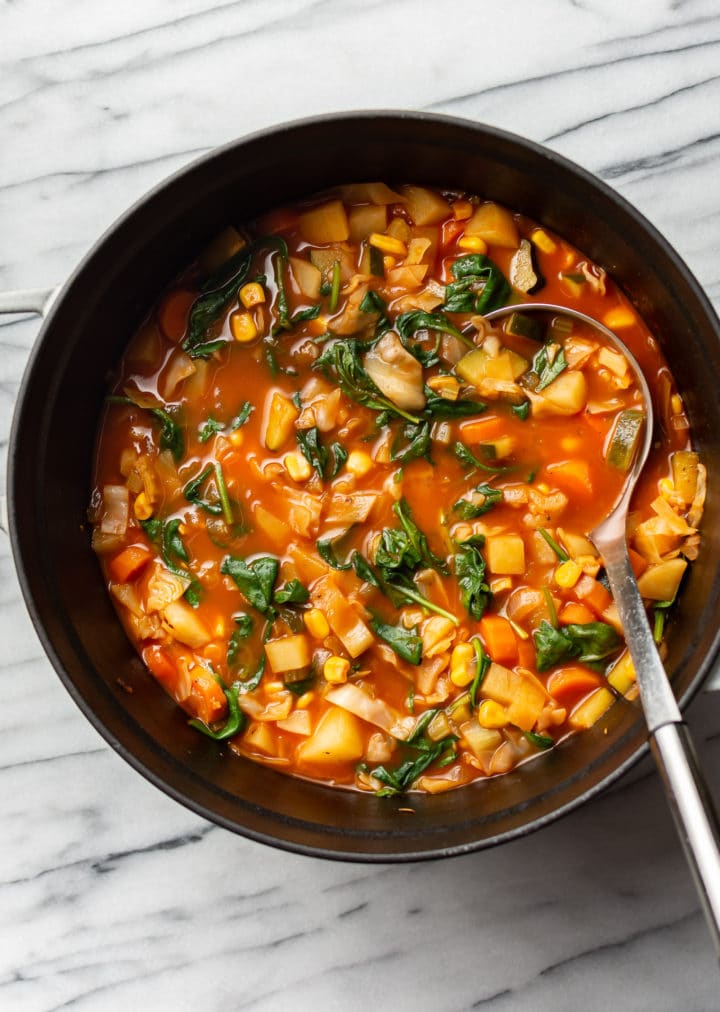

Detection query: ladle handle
(651, 723), (720, 960)
(597, 534), (720, 961)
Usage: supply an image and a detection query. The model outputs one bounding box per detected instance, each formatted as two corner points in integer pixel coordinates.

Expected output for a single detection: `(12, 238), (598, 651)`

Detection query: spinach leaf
(329, 441), (348, 478)
(455, 540), (491, 620)
(183, 464), (223, 515)
(317, 537), (354, 571)
(512, 400), (530, 421)
(230, 400), (254, 430)
(454, 440), (511, 474)
(359, 290), (390, 332)
(533, 619), (621, 672)
(533, 342), (567, 391)
(452, 483), (503, 519)
(390, 420), (432, 465)
(423, 389), (487, 420)
(525, 731), (554, 750)
(537, 527), (569, 562)
(367, 737), (457, 796)
(444, 254), (511, 315)
(396, 310), (472, 346)
(274, 579), (310, 605)
(469, 637), (490, 708)
(199, 399), (254, 443)
(296, 426), (328, 479)
(189, 680), (247, 740)
(221, 555), (279, 614)
(376, 498), (448, 579)
(227, 613), (253, 671)
(198, 417), (225, 443)
(370, 616), (422, 664)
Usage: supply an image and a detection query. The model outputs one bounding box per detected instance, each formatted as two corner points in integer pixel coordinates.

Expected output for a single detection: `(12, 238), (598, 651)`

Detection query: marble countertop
(2, 1), (720, 1008)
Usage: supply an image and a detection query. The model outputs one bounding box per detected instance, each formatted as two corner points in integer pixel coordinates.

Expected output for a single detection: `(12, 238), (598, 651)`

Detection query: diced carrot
(547, 665), (603, 705)
(143, 645), (178, 690)
(108, 544), (153, 584)
(558, 602), (596, 626)
(574, 575), (613, 616)
(516, 636), (536, 670)
(187, 673), (227, 726)
(158, 290), (196, 343)
(479, 615), (518, 667)
(459, 415), (505, 444)
(440, 219), (465, 249)
(628, 547), (649, 578)
(547, 459), (593, 498)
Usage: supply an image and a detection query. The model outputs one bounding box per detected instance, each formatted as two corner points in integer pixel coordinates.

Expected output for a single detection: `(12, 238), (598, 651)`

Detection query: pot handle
(0, 287), (59, 534)
(0, 287), (58, 317)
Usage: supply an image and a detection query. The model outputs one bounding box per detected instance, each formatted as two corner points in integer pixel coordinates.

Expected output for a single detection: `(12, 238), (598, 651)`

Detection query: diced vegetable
(541, 370), (587, 414)
(161, 600), (211, 648)
(311, 576), (375, 657)
(607, 409), (644, 471)
(485, 535), (526, 575)
(671, 450), (699, 504)
(289, 257), (322, 299)
(298, 200), (350, 244)
(325, 683), (396, 732)
(363, 332), (426, 412)
(569, 687), (615, 729)
(265, 634), (312, 674)
(637, 558), (687, 601)
(509, 239), (544, 294)
(401, 185), (451, 225)
(463, 202), (519, 247)
(264, 391), (299, 451)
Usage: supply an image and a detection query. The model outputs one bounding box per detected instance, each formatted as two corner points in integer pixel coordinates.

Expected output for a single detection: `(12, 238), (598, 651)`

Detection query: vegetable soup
(90, 183), (704, 796)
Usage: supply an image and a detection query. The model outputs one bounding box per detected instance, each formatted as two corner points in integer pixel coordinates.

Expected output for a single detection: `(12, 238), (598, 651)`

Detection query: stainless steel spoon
(487, 302), (720, 958)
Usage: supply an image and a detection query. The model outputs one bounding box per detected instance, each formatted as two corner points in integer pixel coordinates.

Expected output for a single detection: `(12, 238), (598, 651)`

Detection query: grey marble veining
(1, 1), (720, 1008)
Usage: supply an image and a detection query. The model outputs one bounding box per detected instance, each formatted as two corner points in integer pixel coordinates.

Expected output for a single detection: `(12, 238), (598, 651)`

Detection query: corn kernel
(452, 200), (473, 221)
(369, 232), (407, 257)
(531, 229), (557, 254)
(304, 608), (330, 639)
(555, 559), (583, 589)
(457, 235), (488, 254)
(477, 699), (509, 729)
(603, 306), (636, 330)
(239, 282), (266, 308)
(229, 429), (244, 448)
(284, 452), (312, 482)
(324, 655), (350, 684)
(296, 691), (315, 709)
(536, 482), (551, 494)
(450, 642), (475, 687)
(346, 450), (373, 478)
(133, 492), (153, 520)
(671, 394), (683, 415)
(230, 310), (258, 343)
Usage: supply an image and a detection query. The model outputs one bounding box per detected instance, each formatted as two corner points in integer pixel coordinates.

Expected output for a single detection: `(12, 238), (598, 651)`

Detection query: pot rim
(8, 109), (720, 862)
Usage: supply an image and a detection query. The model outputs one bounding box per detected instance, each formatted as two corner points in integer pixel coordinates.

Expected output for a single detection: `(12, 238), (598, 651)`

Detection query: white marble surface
(2, 1), (720, 1008)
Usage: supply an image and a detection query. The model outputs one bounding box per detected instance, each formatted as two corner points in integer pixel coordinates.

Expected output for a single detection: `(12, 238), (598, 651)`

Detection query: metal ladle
(486, 302), (720, 958)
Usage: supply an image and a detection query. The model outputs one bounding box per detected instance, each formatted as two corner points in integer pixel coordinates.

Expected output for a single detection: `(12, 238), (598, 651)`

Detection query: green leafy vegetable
(390, 420), (432, 465)
(317, 537), (354, 571)
(198, 417), (225, 443)
(452, 483), (503, 519)
(108, 396), (184, 462)
(512, 401), (530, 421)
(189, 679), (247, 740)
(376, 499), (448, 580)
(533, 619), (621, 672)
(454, 440), (511, 474)
(141, 517), (201, 606)
(370, 616), (422, 665)
(274, 579), (310, 605)
(469, 637), (490, 708)
(290, 305), (321, 326)
(537, 528), (569, 562)
(444, 254), (511, 315)
(329, 441), (348, 478)
(315, 338), (423, 425)
(359, 290), (390, 332)
(533, 342), (567, 391)
(455, 540), (491, 620)
(365, 736), (457, 797)
(296, 426), (328, 479)
(525, 731), (554, 750)
(221, 555), (279, 614)
(227, 613), (253, 671)
(396, 310), (473, 348)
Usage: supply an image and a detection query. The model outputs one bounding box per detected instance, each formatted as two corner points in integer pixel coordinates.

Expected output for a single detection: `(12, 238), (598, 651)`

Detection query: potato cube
(541, 370), (587, 415)
(637, 558), (687, 601)
(400, 185), (451, 225)
(486, 534), (526, 575)
(298, 200), (350, 244)
(264, 391), (299, 451)
(297, 706), (365, 764)
(265, 634), (312, 674)
(463, 202), (519, 248)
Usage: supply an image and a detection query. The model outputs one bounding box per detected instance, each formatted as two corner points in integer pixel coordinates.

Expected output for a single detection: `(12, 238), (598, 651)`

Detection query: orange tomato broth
(90, 184), (701, 796)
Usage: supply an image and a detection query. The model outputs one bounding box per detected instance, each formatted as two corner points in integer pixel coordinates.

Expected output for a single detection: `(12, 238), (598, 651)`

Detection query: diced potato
(463, 202), (519, 248)
(161, 599), (211, 649)
(299, 200), (350, 244)
(289, 257), (322, 299)
(484, 351), (516, 382)
(264, 391), (299, 451)
(607, 651), (636, 695)
(637, 558), (687, 601)
(311, 576), (375, 658)
(324, 492), (378, 526)
(569, 687), (614, 729)
(276, 709), (313, 736)
(480, 663), (548, 732)
(340, 182), (405, 205)
(597, 346), (629, 378)
(254, 504), (292, 542)
(297, 706), (365, 764)
(349, 204), (387, 241)
(541, 370), (587, 414)
(400, 185), (451, 225)
(244, 721), (276, 754)
(460, 720), (502, 761)
(265, 634), (312, 674)
(486, 534), (526, 575)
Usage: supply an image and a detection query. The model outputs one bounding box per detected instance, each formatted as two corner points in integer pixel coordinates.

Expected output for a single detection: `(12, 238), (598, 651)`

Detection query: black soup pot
(9, 112), (720, 861)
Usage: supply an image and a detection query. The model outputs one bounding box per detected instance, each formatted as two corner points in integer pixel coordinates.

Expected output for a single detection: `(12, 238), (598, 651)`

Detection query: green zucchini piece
(509, 239), (544, 294)
(505, 311), (543, 342)
(607, 409), (644, 471)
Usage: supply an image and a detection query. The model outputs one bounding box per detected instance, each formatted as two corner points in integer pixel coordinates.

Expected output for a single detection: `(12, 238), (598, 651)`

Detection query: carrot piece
(558, 602), (596, 626)
(441, 219), (465, 250)
(108, 544), (153, 584)
(628, 547), (649, 578)
(547, 459), (593, 498)
(479, 615), (518, 667)
(143, 645), (178, 690)
(516, 636), (536, 669)
(187, 673), (227, 726)
(459, 415), (505, 444)
(158, 290), (196, 342)
(574, 575), (613, 616)
(547, 665), (603, 705)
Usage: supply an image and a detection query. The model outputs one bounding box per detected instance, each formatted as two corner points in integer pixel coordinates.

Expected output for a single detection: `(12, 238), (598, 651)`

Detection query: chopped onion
(99, 485), (129, 536)
(326, 683), (397, 732)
